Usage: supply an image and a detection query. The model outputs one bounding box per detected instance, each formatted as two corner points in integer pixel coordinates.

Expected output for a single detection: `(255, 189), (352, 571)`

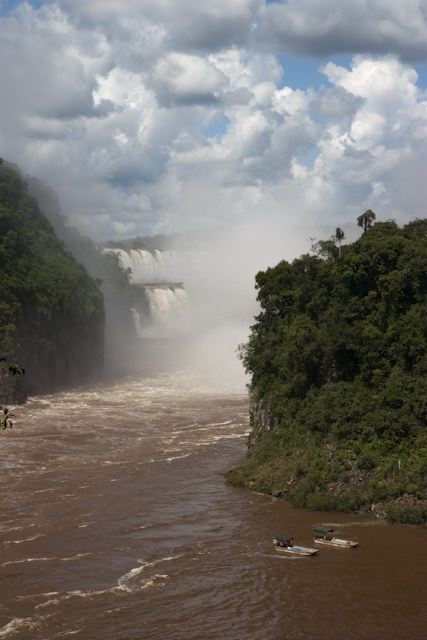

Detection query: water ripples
(1, 372), (426, 639)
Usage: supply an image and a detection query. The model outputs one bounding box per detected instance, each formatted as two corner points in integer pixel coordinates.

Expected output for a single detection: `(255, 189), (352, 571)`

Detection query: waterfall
(145, 285), (189, 320)
(131, 308), (145, 339)
(104, 247), (192, 337)
(102, 240), (253, 383)
(104, 248), (188, 284)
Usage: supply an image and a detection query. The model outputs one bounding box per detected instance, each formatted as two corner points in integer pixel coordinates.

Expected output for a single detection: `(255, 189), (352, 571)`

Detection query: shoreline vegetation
(227, 216), (427, 526)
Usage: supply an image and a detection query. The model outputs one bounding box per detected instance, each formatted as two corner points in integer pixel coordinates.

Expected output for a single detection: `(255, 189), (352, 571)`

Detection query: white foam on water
(117, 555), (181, 592)
(0, 617), (43, 638)
(3, 535), (44, 545)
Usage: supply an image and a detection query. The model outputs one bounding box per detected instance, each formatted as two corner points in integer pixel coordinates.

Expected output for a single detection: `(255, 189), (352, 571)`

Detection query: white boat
(313, 527), (359, 548)
(273, 536), (319, 556)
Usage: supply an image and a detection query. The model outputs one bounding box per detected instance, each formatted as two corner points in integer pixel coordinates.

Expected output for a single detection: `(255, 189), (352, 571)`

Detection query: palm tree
(335, 227), (345, 257)
(357, 209), (376, 233)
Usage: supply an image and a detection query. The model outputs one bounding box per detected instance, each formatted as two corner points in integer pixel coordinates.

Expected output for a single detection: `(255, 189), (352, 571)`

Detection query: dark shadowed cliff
(0, 160), (105, 400)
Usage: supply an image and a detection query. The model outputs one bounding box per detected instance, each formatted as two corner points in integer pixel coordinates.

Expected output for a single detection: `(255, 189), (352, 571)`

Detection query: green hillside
(228, 217), (427, 524)
(0, 160), (105, 398)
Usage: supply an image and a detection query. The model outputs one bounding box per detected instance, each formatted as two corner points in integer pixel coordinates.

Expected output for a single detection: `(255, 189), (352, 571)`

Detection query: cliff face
(0, 160), (105, 400)
(247, 390), (278, 448)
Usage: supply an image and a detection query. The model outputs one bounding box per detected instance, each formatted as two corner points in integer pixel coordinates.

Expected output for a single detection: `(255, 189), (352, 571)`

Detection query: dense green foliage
(0, 160), (105, 396)
(228, 217), (427, 524)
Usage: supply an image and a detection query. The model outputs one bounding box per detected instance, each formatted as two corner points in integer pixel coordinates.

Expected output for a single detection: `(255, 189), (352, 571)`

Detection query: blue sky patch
(201, 114), (231, 140)
(0, 0), (44, 15)
(276, 54), (354, 91)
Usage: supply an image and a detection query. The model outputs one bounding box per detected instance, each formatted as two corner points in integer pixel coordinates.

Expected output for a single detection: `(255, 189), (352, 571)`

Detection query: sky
(1, 0), (427, 262)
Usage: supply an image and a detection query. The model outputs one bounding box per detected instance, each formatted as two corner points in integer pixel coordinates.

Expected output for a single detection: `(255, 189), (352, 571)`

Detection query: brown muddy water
(1, 370), (426, 639)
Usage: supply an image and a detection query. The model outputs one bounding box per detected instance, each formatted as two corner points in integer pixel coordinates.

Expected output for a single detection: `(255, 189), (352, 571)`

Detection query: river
(1, 366), (426, 639)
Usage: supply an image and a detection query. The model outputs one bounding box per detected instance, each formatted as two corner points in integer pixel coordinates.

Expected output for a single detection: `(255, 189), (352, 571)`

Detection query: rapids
(1, 369), (426, 639)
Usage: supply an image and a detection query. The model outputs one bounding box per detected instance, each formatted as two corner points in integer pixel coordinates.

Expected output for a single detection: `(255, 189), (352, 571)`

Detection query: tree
(311, 237), (338, 261)
(335, 227), (345, 257)
(357, 209), (376, 233)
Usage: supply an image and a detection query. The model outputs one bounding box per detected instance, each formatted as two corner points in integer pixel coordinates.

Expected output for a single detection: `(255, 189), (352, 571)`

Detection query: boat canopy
(313, 527), (334, 535)
(274, 535), (294, 542)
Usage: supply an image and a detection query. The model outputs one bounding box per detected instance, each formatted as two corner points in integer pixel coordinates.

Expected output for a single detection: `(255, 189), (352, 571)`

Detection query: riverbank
(226, 431), (427, 526)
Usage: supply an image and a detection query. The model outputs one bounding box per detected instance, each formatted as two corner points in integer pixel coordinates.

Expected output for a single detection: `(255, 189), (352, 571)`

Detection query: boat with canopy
(312, 527), (359, 548)
(273, 535), (319, 556)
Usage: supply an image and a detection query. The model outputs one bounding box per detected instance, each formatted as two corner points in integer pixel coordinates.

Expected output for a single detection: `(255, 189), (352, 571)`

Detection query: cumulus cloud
(153, 52), (228, 105)
(257, 0), (427, 62)
(58, 0), (263, 51)
(310, 87), (362, 120)
(0, 0), (426, 249)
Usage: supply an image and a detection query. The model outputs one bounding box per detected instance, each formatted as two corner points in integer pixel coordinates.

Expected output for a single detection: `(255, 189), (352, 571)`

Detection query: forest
(227, 216), (427, 524)
(0, 159), (105, 399)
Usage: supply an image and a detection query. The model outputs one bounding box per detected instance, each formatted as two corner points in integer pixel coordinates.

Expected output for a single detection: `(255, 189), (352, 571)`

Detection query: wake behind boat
(313, 527), (359, 548)
(273, 535), (319, 556)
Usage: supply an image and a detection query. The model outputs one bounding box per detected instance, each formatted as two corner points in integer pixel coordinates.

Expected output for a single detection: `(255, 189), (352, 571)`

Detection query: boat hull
(314, 538), (358, 548)
(274, 544), (319, 556)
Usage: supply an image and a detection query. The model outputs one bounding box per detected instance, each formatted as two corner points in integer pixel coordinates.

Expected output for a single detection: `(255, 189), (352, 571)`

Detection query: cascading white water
(145, 286), (189, 320)
(104, 248), (188, 284)
(104, 247), (193, 335)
